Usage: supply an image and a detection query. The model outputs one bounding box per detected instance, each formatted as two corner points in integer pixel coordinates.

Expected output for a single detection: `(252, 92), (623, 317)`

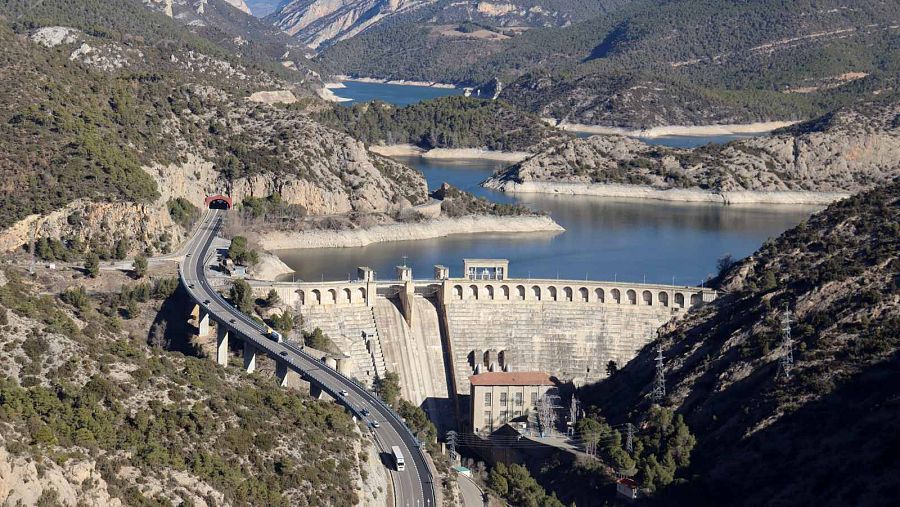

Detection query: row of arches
(451, 284), (702, 308)
(298, 287), (367, 306)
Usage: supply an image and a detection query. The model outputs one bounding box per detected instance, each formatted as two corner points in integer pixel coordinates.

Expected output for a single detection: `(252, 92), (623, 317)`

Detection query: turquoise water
(276, 156), (820, 284)
(332, 80), (462, 106)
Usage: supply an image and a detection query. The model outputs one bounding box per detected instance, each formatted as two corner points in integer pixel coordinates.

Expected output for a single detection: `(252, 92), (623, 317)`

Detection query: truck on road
(391, 445), (405, 471)
(265, 326), (283, 343)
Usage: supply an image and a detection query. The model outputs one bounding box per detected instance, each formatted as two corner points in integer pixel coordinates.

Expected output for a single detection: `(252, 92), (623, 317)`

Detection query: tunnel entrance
(204, 194), (232, 210)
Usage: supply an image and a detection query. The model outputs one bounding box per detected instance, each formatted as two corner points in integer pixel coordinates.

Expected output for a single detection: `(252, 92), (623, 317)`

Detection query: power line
(779, 306), (795, 380)
(446, 430), (458, 463)
(652, 343), (666, 404)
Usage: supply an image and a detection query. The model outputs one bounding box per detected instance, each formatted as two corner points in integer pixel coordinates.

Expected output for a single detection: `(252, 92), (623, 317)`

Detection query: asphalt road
(180, 209), (436, 507)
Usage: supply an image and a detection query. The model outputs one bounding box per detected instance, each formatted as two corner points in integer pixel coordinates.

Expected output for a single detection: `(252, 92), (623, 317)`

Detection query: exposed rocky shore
(370, 144), (530, 162)
(486, 102), (900, 204)
(257, 215), (564, 250)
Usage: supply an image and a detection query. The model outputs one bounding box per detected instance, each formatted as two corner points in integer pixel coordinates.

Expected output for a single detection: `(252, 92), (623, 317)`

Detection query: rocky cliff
(484, 101), (900, 202)
(273, 0), (617, 50)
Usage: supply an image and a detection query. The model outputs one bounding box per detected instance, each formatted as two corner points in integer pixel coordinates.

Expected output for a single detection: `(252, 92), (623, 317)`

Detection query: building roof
(617, 477), (638, 488)
(469, 371), (553, 387)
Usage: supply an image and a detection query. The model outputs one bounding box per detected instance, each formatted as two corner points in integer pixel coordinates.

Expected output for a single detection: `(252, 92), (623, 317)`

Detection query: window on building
(515, 392), (523, 406)
(514, 410), (522, 418)
(531, 392), (539, 405)
(484, 411), (493, 428)
(499, 411), (508, 423)
(484, 392), (492, 406)
(500, 392), (508, 405)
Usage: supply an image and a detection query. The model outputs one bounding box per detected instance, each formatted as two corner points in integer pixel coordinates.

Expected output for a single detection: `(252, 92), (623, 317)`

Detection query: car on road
(186, 253), (191, 257)
(189, 284), (195, 289)
(279, 351), (288, 357)
(339, 390), (348, 397)
(361, 408), (370, 417)
(229, 318), (236, 324)
(370, 421), (380, 429)
(203, 299), (210, 305)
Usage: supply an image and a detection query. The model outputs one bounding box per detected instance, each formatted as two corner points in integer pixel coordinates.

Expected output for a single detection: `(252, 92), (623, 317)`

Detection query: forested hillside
(570, 180), (900, 506)
(314, 96), (568, 151)
(0, 1), (430, 255)
(0, 266), (377, 505)
(320, 0), (900, 126)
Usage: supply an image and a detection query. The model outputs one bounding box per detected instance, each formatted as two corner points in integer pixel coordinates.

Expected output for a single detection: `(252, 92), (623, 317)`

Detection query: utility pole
(446, 431), (458, 463)
(625, 422), (634, 454)
(568, 396), (579, 436)
(779, 306), (795, 380)
(652, 344), (666, 404)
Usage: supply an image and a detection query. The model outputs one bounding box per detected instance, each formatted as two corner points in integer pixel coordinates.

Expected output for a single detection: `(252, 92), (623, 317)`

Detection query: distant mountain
(141, 0), (324, 82)
(566, 179), (900, 506)
(271, 0), (626, 50)
(319, 0), (900, 126)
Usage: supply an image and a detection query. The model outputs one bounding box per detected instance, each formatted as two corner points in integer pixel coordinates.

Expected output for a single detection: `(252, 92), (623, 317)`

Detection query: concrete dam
(251, 260), (716, 426)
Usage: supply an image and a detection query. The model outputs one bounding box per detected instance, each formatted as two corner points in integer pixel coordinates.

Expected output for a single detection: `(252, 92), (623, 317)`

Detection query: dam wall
(373, 297), (453, 431)
(250, 263), (716, 414)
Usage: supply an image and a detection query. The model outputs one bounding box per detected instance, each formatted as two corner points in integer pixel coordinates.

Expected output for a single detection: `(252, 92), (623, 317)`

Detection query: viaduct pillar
(275, 361), (289, 387)
(216, 325), (229, 366)
(196, 306), (211, 337)
(243, 342), (257, 373)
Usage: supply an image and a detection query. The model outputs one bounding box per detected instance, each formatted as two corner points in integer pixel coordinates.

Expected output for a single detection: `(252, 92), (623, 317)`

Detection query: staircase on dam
(300, 305), (387, 387)
(444, 301), (672, 394)
(373, 296), (453, 432)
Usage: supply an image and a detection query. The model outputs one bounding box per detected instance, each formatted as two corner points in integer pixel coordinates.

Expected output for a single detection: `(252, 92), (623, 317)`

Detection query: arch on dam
(516, 285), (526, 300)
(341, 288), (352, 304)
(453, 285), (463, 300)
(579, 287), (589, 302)
(691, 293), (701, 307)
(532, 285), (541, 301)
(468, 284), (479, 300)
(548, 286), (558, 301)
(659, 292), (669, 307)
(611, 288), (621, 304)
(486, 285), (495, 300)
(675, 292), (685, 308)
(642, 290), (653, 305)
(626, 289), (637, 305)
(311, 289), (322, 305)
(500, 285), (510, 300)
(297, 290), (305, 305)
(595, 288), (605, 303)
(561, 286), (571, 302)
(358, 287), (367, 303)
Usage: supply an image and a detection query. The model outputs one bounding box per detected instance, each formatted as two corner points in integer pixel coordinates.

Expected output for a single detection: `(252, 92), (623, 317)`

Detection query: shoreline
(544, 119), (798, 138)
(370, 144), (530, 162)
(483, 180), (849, 205)
(318, 82), (353, 103)
(257, 215), (564, 251)
(333, 75), (459, 89)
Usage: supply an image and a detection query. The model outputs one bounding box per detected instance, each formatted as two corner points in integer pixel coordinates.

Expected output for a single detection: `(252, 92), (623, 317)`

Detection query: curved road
(180, 209), (436, 507)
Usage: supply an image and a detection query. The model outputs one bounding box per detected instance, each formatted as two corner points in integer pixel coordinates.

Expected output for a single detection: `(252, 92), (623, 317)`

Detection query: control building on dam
(251, 260), (716, 426)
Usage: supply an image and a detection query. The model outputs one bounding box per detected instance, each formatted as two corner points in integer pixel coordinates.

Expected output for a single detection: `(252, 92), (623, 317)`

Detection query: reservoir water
(331, 80), (461, 106)
(277, 82), (819, 284)
(276, 155), (820, 284)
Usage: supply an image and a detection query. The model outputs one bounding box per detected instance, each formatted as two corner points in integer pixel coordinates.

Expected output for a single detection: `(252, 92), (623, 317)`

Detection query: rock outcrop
(484, 101), (900, 203)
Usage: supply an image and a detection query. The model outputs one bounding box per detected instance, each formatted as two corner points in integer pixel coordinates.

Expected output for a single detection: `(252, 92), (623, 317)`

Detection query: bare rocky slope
(271, 0), (620, 51)
(565, 180), (900, 506)
(484, 100), (900, 202)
